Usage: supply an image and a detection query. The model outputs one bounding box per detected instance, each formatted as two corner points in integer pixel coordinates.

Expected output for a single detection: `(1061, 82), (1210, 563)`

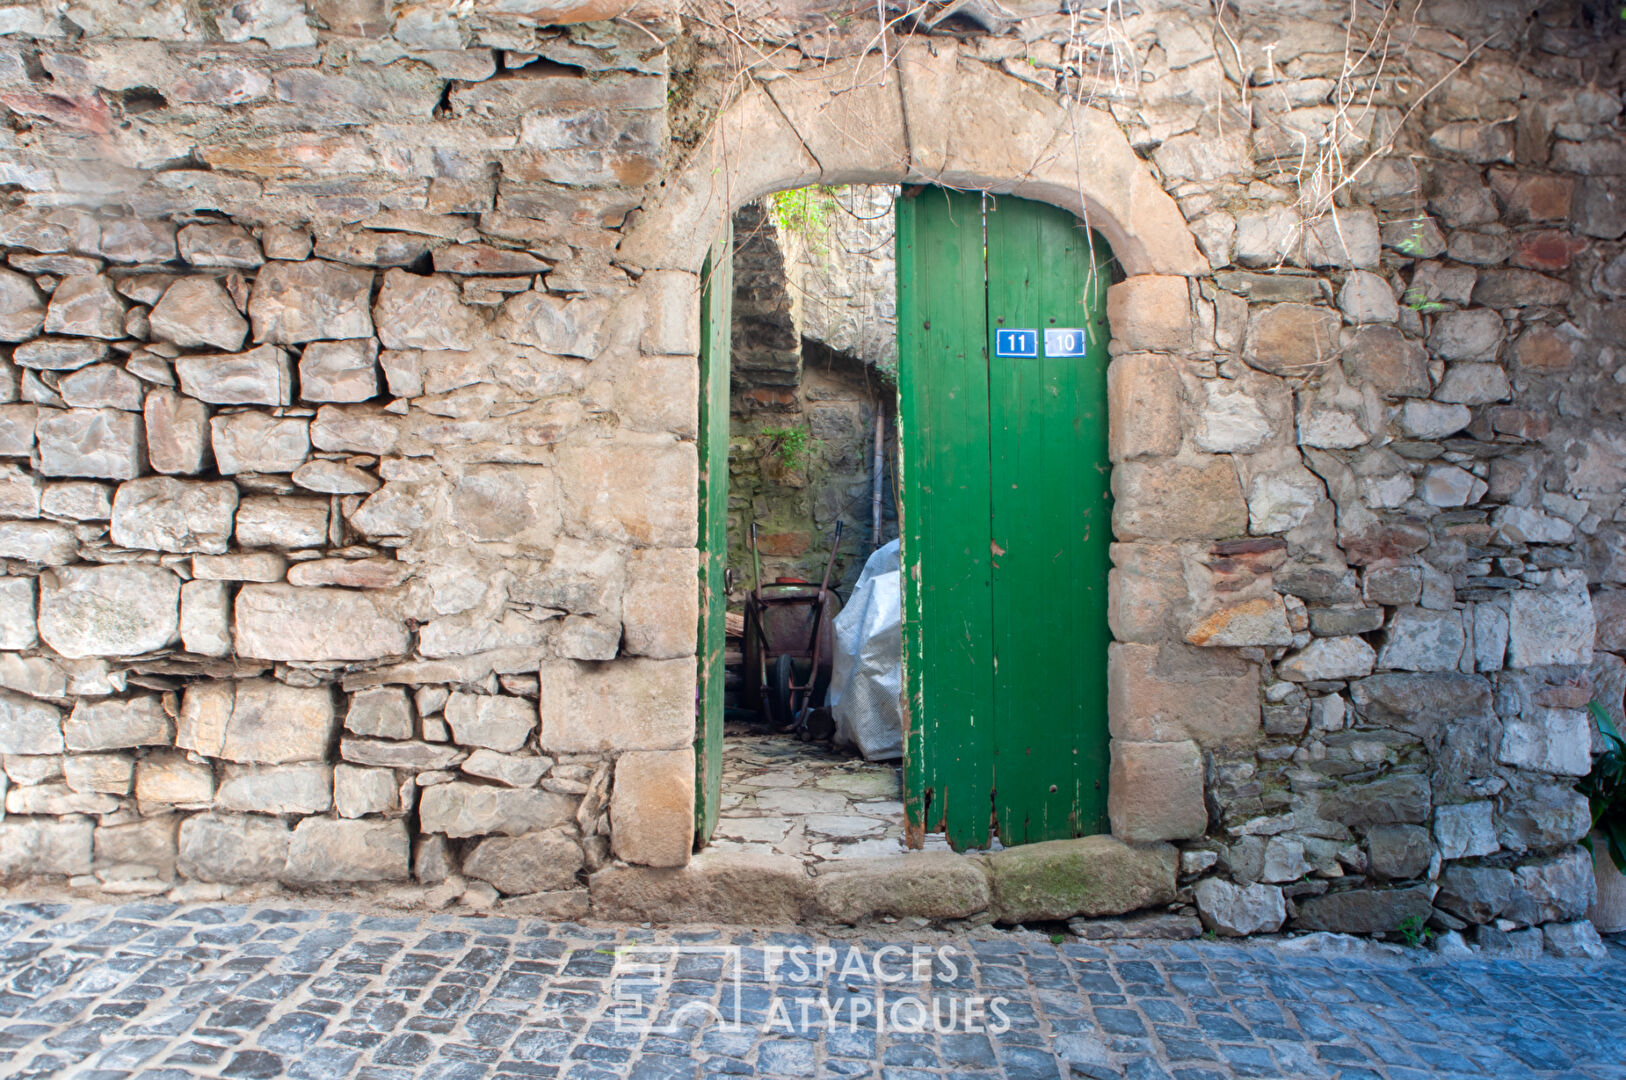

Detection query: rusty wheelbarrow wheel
(770, 653), (796, 732)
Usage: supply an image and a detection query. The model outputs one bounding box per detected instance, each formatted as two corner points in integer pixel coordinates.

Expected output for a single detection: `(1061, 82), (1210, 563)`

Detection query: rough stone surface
(284, 817), (409, 883)
(235, 585), (408, 662)
(109, 477), (237, 554)
(37, 564), (180, 658)
(986, 836), (1177, 923)
(462, 830), (583, 894)
(419, 783), (577, 838)
(610, 748), (694, 868)
(1193, 879), (1286, 936)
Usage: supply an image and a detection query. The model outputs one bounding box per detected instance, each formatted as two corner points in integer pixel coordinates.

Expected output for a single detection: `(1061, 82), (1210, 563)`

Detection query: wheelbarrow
(740, 520), (844, 740)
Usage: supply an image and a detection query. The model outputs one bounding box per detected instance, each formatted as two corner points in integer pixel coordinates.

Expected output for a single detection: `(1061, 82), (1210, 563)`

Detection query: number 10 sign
(1044, 328), (1089, 357)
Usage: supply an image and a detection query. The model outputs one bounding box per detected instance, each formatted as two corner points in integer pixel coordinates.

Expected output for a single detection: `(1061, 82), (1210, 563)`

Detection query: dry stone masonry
(0, 0), (1618, 942)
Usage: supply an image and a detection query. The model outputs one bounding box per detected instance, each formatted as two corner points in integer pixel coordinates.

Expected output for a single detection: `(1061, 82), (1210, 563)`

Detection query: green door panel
(695, 224), (732, 846)
(899, 188), (1114, 850)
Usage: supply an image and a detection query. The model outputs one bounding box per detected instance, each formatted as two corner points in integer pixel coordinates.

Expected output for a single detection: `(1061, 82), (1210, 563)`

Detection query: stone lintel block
(1106, 354), (1182, 462)
(1107, 642), (1261, 748)
(1108, 739), (1208, 843)
(811, 852), (991, 924)
(985, 835), (1177, 923)
(1106, 276), (1191, 353)
(539, 657), (694, 754)
(610, 748), (695, 869)
(589, 850), (811, 924)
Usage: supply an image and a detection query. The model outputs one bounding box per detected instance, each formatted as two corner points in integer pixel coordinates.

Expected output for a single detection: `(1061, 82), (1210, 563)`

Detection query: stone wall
(0, 0), (1618, 937)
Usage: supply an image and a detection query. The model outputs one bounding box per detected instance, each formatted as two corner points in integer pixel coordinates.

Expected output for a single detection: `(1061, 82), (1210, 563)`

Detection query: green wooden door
(897, 188), (1114, 850)
(695, 225), (732, 846)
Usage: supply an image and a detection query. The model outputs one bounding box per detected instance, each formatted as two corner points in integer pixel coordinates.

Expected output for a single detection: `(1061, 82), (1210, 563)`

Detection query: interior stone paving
(1, 901), (1624, 1080)
(712, 730), (954, 867)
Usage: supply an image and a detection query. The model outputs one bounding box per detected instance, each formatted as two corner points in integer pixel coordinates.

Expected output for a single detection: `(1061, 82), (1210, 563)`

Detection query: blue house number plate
(1044, 328), (1089, 357)
(994, 329), (1037, 357)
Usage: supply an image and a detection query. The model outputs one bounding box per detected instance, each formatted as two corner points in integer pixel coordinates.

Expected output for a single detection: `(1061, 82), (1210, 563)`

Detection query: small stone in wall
(0, 521), (76, 564)
(1399, 400), (1471, 439)
(135, 751), (216, 809)
(299, 339), (378, 402)
(36, 408), (145, 480)
(216, 763), (333, 815)
(0, 690), (62, 755)
(1195, 879), (1287, 937)
(334, 764), (398, 818)
(0, 462), (40, 517)
(0, 818), (92, 878)
(64, 695), (172, 751)
(62, 752), (134, 795)
(375, 269), (479, 351)
(0, 268), (46, 341)
(444, 692), (535, 753)
(144, 391), (211, 475)
(177, 812), (289, 883)
(0, 404), (38, 457)
(148, 277), (250, 351)
(235, 584), (408, 662)
(210, 412), (309, 474)
(43, 275), (126, 340)
(1378, 606), (1466, 672)
(178, 224), (264, 269)
(13, 338), (110, 371)
(345, 686), (414, 740)
(37, 564), (180, 658)
(109, 477), (238, 554)
(1507, 571), (1593, 667)
(234, 495), (329, 549)
(462, 829), (582, 894)
(175, 344), (294, 406)
(1276, 635), (1376, 681)
(1245, 303), (1342, 377)
(418, 782), (577, 838)
(461, 748), (550, 787)
(0, 578), (36, 650)
(248, 259), (375, 343)
(1434, 800), (1498, 859)
(1185, 596), (1293, 647)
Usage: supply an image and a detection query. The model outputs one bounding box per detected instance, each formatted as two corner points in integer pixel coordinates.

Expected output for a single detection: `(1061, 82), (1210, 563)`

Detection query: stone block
(1106, 354), (1182, 461)
(1317, 774), (1430, 827)
(444, 693), (535, 752)
(611, 748), (694, 868)
(448, 464), (560, 547)
(64, 695), (171, 751)
(1193, 879), (1285, 936)
(463, 829), (583, 894)
(1596, 589), (1626, 653)
(100, 219), (178, 263)
(215, 763), (332, 815)
(539, 657), (694, 753)
(136, 752), (216, 808)
(0, 690), (63, 755)
(179, 224), (263, 268)
(589, 850), (811, 924)
(1277, 635), (1375, 682)
(235, 584), (408, 662)
(1192, 374), (1279, 454)
(1107, 543), (1187, 643)
(191, 552), (288, 582)
(175, 678), (336, 765)
(0, 521), (76, 564)
(1489, 169), (1574, 222)
(37, 564), (180, 658)
(14, 338), (110, 370)
(1498, 706), (1591, 776)
(175, 344), (294, 405)
(37, 408), (144, 479)
(44, 274), (125, 339)
(210, 412), (309, 474)
(638, 270), (700, 356)
(813, 852), (992, 923)
(1185, 596), (1292, 647)
(341, 737), (463, 770)
(1245, 303), (1342, 377)
(1337, 270), (1398, 324)
(64, 752), (134, 795)
(109, 477), (237, 554)
(334, 764), (399, 818)
(1435, 362), (1511, 405)
(462, 749), (549, 788)
(7, 782), (119, 815)
(284, 817), (409, 883)
(1301, 209), (1381, 268)
(1107, 642), (1260, 747)
(58, 364), (143, 411)
(95, 814), (178, 875)
(0, 818), (92, 878)
(1378, 607), (1466, 672)
(557, 440), (697, 547)
(986, 836), (1176, 923)
(311, 404), (400, 454)
(148, 277), (249, 350)
(144, 391), (211, 475)
(345, 686), (414, 739)
(1505, 849), (1595, 926)
(233, 495), (328, 549)
(1105, 276), (1189, 352)
(1507, 572), (1594, 668)
(1112, 458), (1247, 541)
(299, 338), (378, 402)
(1434, 801), (1498, 859)
(374, 269), (478, 350)
(180, 579), (231, 657)
(1499, 782), (1590, 853)
(0, 267), (46, 341)
(1108, 740), (1207, 842)
(1290, 884), (1433, 933)
(40, 481), (112, 521)
(0, 404), (38, 456)
(248, 259), (374, 343)
(1365, 824), (1432, 882)
(621, 548), (697, 660)
(418, 782), (577, 838)
(0, 577), (36, 650)
(1428, 308), (1504, 361)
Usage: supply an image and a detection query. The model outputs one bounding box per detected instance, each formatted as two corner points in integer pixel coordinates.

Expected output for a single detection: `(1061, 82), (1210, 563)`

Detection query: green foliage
(1578, 701), (1626, 874)
(1396, 915), (1434, 948)
(1401, 286), (1448, 314)
(1049, 932), (1065, 945)
(769, 187), (844, 253)
(758, 425), (820, 471)
(1393, 219), (1431, 258)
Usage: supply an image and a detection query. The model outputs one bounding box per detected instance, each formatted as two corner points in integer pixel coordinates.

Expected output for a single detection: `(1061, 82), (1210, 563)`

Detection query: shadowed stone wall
(0, 0), (1619, 940)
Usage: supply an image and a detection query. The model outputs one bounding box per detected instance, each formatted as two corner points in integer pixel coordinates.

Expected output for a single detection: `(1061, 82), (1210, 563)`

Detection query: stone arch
(620, 38), (1214, 849)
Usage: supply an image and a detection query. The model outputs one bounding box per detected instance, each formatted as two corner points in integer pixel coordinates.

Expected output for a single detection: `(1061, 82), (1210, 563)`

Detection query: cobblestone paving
(1, 901), (1624, 1080)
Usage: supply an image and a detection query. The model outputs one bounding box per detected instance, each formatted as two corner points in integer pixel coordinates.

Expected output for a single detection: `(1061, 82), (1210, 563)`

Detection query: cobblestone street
(0, 901), (1623, 1080)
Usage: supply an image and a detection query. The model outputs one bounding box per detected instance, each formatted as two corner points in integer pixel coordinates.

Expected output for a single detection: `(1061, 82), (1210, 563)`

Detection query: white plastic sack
(829, 539), (902, 761)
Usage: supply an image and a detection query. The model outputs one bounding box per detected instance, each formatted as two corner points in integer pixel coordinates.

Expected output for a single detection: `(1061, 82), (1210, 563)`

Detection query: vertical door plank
(985, 197), (1114, 843)
(694, 226), (733, 846)
(898, 187), (997, 851)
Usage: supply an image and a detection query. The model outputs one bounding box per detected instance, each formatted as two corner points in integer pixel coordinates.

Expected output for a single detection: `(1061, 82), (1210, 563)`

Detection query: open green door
(695, 224), (732, 847)
(898, 188), (1114, 850)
